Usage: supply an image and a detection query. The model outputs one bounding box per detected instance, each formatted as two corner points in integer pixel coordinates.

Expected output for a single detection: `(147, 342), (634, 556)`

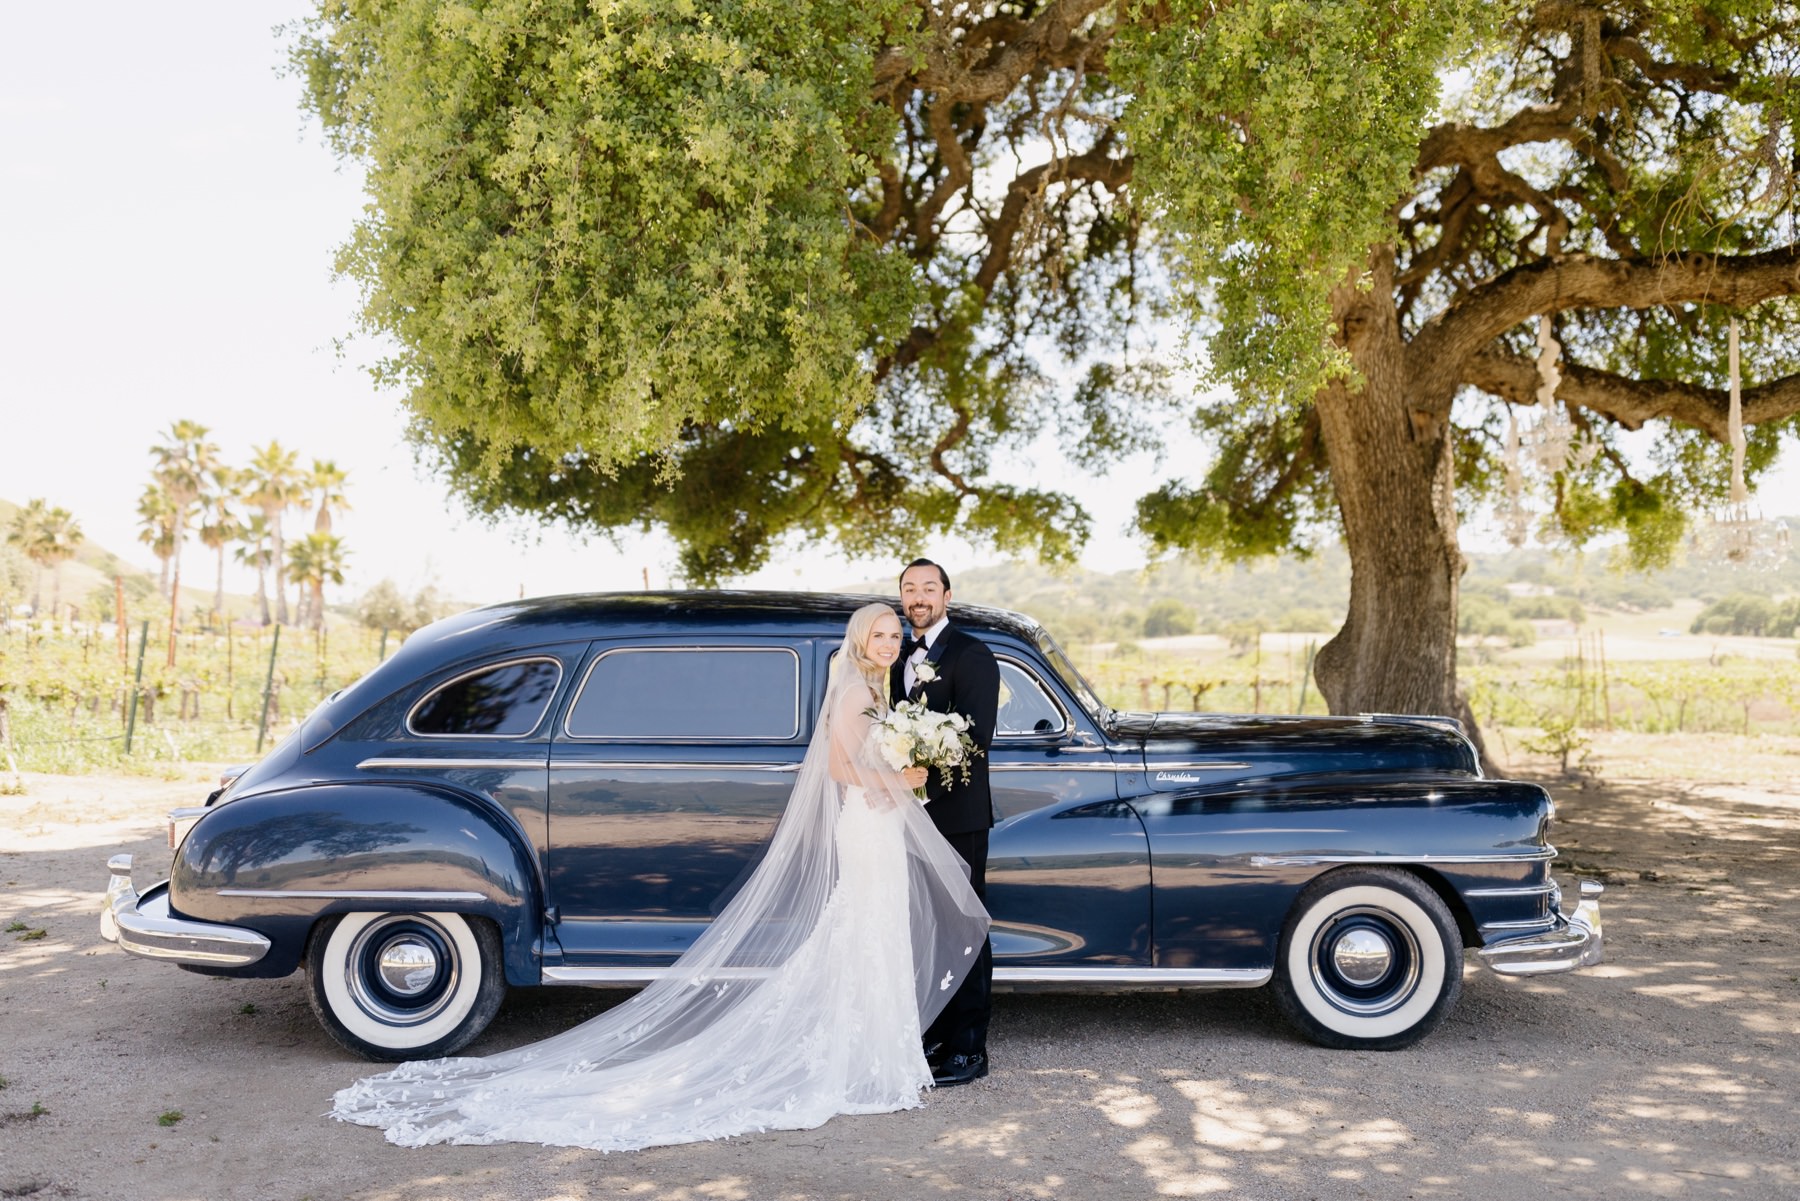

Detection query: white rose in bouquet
(865, 699), (982, 800)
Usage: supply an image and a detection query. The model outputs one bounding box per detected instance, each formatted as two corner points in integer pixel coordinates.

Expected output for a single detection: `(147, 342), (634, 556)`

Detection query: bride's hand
(900, 766), (928, 790)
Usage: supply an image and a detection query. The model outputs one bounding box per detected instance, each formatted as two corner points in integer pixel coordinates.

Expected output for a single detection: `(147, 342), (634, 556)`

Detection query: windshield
(1035, 627), (1108, 722)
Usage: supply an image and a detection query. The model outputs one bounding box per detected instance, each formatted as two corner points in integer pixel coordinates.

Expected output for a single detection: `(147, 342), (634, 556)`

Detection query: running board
(542, 964), (1272, 988)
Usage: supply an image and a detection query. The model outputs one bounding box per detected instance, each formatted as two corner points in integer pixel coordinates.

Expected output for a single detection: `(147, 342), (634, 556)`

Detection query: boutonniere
(914, 661), (939, 685)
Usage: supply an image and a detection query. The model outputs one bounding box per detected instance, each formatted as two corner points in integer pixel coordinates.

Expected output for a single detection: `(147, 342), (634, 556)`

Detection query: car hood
(1104, 711), (1481, 791)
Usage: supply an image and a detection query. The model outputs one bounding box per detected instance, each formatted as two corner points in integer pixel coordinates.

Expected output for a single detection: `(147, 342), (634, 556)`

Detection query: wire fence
(0, 616), (394, 773)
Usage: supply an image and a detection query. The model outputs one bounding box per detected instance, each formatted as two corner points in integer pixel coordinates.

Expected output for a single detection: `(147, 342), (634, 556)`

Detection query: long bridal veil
(330, 628), (990, 1150)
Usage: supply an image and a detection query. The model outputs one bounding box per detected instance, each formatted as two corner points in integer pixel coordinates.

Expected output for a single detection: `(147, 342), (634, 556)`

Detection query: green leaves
(1114, 0), (1486, 410)
(293, 0), (917, 480)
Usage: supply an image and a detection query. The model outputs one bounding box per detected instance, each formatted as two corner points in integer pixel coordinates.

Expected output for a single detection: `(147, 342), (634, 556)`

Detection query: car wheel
(305, 911), (506, 1062)
(1272, 868), (1463, 1051)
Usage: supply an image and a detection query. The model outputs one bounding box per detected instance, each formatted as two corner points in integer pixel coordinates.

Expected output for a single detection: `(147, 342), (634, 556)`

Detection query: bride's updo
(841, 602), (899, 707)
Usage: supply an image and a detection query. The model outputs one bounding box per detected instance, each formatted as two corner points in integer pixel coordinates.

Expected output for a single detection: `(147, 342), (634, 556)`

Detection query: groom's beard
(906, 603), (941, 633)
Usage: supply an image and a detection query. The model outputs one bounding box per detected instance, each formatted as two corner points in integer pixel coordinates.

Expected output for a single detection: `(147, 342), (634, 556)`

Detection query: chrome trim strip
(564, 645), (802, 741)
(405, 656), (564, 740)
(551, 761), (803, 773)
(992, 763), (1133, 774)
(992, 966), (1271, 987)
(216, 888), (488, 902)
(1249, 849), (1557, 867)
(1465, 883), (1557, 898)
(358, 757), (544, 770)
(1145, 761), (1254, 771)
(542, 964), (1272, 987)
(543, 966), (768, 984)
(100, 855), (271, 968)
(1479, 917), (1556, 932)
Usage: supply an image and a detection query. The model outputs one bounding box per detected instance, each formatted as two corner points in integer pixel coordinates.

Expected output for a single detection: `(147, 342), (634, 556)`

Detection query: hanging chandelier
(1497, 314), (1599, 548)
(1691, 317), (1791, 567)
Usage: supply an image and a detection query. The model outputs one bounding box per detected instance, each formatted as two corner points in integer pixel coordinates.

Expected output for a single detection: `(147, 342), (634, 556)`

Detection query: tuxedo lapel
(911, 626), (962, 704)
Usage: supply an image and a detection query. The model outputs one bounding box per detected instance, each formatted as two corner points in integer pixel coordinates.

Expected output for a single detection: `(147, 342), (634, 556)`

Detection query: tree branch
(973, 139), (1132, 294)
(913, 96), (975, 243)
(875, 141), (1132, 384)
(1409, 246), (1800, 413)
(872, 0), (1112, 104)
(1462, 347), (1800, 440)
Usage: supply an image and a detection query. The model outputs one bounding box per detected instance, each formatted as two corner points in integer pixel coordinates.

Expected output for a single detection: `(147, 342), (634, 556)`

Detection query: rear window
(566, 647), (801, 740)
(408, 658), (563, 737)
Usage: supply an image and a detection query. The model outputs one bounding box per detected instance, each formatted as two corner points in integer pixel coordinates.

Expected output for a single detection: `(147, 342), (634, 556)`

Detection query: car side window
(566, 647), (801, 740)
(408, 658), (563, 738)
(995, 659), (1068, 738)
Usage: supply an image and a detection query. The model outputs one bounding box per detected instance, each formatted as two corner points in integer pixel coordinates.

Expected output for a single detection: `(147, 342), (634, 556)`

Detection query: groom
(892, 558), (999, 1086)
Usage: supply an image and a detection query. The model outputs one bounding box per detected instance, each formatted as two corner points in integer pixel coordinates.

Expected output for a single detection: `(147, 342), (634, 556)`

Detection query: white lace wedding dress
(329, 650), (989, 1150)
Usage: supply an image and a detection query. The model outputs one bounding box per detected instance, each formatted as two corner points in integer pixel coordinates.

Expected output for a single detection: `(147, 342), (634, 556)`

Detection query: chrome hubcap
(377, 937), (440, 997)
(1308, 905), (1422, 1017)
(1330, 927), (1394, 985)
(343, 915), (461, 1027)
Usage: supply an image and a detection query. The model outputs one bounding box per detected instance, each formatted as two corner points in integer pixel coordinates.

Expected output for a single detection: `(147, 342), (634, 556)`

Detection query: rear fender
(170, 783), (542, 985)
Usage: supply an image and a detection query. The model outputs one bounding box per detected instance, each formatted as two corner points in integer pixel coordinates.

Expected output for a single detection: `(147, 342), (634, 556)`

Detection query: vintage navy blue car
(101, 593), (1602, 1059)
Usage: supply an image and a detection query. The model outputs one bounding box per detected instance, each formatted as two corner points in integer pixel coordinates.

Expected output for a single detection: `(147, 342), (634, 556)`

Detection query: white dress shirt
(903, 615), (950, 694)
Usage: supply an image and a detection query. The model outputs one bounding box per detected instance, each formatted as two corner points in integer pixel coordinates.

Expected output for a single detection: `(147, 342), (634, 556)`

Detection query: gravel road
(2, 764), (1796, 1201)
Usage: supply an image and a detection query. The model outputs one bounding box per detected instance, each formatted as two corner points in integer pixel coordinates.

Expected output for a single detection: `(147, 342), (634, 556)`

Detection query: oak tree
(292, 0), (1800, 722)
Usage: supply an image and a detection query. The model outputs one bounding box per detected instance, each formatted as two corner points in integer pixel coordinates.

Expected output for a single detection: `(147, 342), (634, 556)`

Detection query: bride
(330, 603), (991, 1149)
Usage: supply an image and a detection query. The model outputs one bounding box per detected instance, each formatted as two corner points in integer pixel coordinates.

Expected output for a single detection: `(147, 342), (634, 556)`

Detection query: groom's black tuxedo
(890, 618), (998, 1059)
(889, 622), (999, 835)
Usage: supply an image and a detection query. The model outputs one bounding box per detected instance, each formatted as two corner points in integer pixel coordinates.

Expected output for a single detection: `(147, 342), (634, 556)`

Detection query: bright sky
(1, 6), (1791, 607)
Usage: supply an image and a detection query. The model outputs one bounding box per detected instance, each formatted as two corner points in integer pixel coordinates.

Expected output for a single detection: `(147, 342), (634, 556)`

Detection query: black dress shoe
(931, 1052), (988, 1087)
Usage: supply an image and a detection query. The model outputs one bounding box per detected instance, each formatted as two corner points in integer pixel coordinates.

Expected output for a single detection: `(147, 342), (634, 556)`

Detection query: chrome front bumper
(99, 854), (271, 968)
(1476, 879), (1604, 976)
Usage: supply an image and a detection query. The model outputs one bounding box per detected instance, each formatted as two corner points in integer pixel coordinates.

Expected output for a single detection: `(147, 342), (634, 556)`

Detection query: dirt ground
(3, 740), (1797, 1201)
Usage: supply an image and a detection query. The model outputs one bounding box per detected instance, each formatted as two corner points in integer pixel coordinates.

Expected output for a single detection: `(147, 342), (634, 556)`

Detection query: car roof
(398, 590), (1048, 663)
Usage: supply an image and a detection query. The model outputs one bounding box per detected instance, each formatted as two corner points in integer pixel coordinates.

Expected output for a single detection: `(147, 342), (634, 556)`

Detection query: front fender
(171, 783), (541, 984)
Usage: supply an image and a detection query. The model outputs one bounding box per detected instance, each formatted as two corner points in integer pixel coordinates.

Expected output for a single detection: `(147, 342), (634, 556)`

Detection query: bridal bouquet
(868, 700), (981, 799)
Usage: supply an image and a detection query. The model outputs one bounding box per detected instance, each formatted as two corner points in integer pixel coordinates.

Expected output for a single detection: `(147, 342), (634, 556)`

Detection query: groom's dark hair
(900, 558), (951, 591)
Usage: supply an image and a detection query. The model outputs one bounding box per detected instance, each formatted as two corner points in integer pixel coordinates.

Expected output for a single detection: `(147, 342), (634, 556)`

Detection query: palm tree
(35, 505), (84, 619)
(136, 484), (178, 598)
(5, 498), (49, 613)
(242, 441), (304, 625)
(197, 464), (242, 619)
(234, 512), (274, 626)
(149, 419), (221, 607)
(286, 532), (348, 632)
(5, 499), (80, 617)
(307, 459), (352, 533)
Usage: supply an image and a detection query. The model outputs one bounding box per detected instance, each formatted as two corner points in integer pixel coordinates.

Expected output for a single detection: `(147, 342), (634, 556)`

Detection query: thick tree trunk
(1312, 251), (1466, 722)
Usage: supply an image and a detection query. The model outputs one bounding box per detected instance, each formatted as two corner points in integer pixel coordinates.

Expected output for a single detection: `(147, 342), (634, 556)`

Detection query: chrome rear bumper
(1476, 879), (1604, 976)
(100, 854), (270, 968)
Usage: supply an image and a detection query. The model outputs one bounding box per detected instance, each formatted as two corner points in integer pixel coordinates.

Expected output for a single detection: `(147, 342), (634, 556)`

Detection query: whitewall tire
(305, 911), (506, 1061)
(1272, 868), (1463, 1051)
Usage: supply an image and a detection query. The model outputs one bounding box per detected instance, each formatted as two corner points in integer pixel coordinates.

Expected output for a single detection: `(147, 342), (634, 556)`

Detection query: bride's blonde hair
(841, 602), (900, 709)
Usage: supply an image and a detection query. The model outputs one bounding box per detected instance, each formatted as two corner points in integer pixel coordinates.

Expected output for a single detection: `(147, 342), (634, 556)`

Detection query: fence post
(114, 576), (127, 664)
(378, 627), (389, 663)
(256, 625), (282, 753)
(124, 619), (150, 754)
